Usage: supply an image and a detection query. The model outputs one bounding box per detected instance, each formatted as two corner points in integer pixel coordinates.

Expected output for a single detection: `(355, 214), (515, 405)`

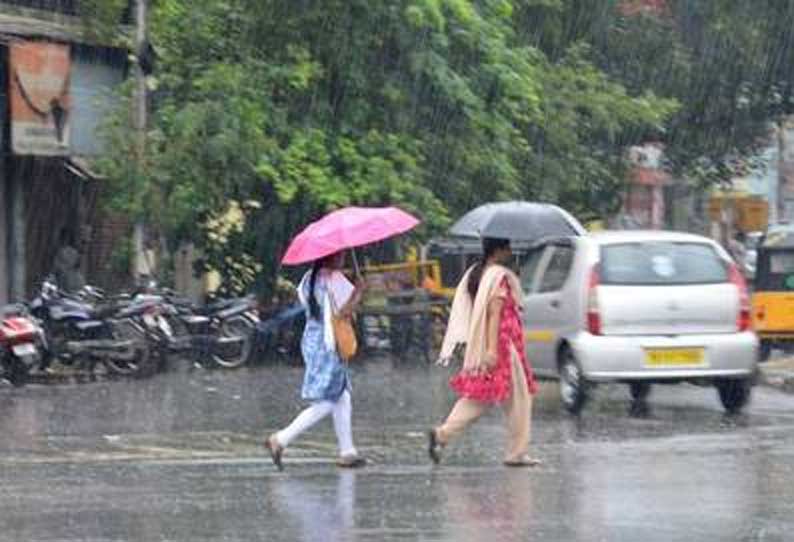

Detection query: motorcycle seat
(75, 320), (104, 331)
(200, 298), (238, 315)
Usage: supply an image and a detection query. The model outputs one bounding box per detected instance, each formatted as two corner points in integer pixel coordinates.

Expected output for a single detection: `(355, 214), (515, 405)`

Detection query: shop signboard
(9, 41), (71, 156)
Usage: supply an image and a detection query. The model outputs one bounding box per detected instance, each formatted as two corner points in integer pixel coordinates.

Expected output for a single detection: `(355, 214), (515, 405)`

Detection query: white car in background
(520, 230), (758, 415)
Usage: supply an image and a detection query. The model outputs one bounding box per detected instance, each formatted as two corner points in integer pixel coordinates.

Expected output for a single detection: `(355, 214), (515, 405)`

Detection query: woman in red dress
(428, 237), (540, 466)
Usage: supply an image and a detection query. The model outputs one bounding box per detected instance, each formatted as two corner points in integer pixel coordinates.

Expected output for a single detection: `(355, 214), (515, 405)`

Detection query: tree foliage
(98, 0), (676, 293)
(582, 1), (794, 184)
(78, 0), (131, 45)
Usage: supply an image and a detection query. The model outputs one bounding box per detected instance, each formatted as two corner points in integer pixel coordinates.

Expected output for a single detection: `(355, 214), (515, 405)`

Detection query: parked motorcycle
(119, 293), (191, 371)
(161, 291), (259, 369)
(131, 284), (259, 369)
(0, 304), (43, 386)
(29, 278), (153, 378)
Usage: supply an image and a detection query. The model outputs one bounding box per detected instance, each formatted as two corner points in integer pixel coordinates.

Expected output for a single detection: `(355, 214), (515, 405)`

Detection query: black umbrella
(449, 201), (585, 242)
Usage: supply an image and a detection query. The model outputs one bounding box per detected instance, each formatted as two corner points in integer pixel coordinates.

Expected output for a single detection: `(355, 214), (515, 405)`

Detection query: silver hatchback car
(521, 230), (758, 414)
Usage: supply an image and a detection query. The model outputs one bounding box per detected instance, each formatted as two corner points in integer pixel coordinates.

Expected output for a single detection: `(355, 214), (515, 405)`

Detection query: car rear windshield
(600, 242), (729, 285)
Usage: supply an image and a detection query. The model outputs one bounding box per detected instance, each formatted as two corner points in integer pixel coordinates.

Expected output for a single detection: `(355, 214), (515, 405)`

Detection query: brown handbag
(330, 293), (358, 361)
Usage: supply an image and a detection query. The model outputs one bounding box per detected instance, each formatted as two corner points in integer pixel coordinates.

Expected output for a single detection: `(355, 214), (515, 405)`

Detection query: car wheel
(628, 382), (652, 417)
(629, 382), (651, 401)
(716, 377), (752, 414)
(1, 357), (27, 387)
(758, 340), (772, 362)
(559, 347), (588, 415)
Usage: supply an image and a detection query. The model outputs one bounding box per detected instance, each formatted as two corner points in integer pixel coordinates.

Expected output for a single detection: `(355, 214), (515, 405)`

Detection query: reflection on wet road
(2, 361), (794, 541)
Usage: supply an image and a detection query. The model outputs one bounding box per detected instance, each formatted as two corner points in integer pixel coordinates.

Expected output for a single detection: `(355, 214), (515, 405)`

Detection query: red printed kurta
(449, 277), (538, 403)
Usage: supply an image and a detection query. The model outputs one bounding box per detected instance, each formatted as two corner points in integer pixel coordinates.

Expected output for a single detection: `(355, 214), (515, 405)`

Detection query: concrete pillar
(0, 160), (8, 306)
(0, 45), (9, 304)
(777, 116), (794, 222)
(174, 242), (204, 302)
(132, 221), (146, 284)
(7, 159), (25, 301)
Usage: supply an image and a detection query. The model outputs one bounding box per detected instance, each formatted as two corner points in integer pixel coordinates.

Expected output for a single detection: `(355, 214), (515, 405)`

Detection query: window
(519, 248), (545, 292)
(770, 252), (794, 274)
(538, 246), (575, 292)
(600, 242), (728, 285)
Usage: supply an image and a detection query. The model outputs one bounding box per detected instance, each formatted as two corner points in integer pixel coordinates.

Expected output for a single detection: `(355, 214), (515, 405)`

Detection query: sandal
(265, 435), (284, 471)
(337, 455), (367, 468)
(503, 456), (542, 468)
(427, 429), (443, 465)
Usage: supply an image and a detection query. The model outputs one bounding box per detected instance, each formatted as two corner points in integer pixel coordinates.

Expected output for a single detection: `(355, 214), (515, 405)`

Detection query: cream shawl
(439, 263), (523, 371)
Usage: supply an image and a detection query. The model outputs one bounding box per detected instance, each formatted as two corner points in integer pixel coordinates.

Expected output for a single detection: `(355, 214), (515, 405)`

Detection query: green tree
(98, 0), (675, 294)
(584, 1), (794, 184)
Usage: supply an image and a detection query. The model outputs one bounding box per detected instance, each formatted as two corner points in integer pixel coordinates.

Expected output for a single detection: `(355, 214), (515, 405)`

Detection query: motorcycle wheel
(210, 316), (254, 369)
(104, 322), (157, 378)
(104, 343), (155, 378)
(1, 357), (27, 387)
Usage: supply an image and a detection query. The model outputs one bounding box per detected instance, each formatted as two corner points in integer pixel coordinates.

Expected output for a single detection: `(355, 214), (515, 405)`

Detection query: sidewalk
(759, 356), (794, 393)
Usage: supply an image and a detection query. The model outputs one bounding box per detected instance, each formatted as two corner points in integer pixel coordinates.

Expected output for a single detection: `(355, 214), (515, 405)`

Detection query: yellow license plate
(644, 348), (706, 367)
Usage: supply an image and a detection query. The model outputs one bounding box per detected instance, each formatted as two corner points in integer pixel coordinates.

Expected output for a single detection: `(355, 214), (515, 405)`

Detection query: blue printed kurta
(299, 274), (350, 402)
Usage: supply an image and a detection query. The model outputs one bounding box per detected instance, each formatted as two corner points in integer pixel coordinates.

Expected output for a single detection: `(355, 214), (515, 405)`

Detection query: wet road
(2, 361), (794, 541)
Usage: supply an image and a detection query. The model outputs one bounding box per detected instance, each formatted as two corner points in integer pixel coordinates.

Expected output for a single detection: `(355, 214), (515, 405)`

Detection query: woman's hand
(351, 278), (367, 306)
(483, 349), (498, 370)
(354, 277), (368, 300)
(462, 351), (497, 376)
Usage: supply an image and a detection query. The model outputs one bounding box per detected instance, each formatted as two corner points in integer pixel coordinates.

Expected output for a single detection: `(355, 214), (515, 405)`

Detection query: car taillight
(728, 264), (751, 332)
(587, 265), (602, 335)
(756, 304), (765, 322)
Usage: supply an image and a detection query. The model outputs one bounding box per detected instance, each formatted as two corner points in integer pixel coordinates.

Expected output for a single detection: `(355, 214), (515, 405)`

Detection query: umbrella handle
(350, 249), (362, 279)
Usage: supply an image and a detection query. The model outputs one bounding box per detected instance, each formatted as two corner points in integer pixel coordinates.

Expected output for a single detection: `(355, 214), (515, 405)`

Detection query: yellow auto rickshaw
(752, 227), (794, 360)
(348, 254), (449, 362)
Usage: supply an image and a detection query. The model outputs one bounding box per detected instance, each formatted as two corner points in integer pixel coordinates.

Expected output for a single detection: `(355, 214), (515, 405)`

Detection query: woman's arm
(337, 279), (367, 318)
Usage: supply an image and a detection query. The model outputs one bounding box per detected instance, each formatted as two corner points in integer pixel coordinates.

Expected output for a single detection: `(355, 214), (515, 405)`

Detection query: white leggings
(275, 390), (357, 457)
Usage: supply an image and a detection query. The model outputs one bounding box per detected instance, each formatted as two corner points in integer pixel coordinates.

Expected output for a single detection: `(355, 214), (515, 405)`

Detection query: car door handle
(550, 300), (561, 309)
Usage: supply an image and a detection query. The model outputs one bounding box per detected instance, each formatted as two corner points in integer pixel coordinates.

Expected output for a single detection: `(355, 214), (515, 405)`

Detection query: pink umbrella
(281, 206), (421, 266)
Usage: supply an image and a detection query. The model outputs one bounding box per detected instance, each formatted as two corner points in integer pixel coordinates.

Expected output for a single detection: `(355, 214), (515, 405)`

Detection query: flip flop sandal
(427, 429), (443, 465)
(503, 457), (542, 468)
(337, 455), (367, 468)
(265, 436), (284, 471)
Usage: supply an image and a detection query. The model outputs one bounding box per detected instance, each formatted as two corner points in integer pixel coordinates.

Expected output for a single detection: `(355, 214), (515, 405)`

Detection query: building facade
(619, 143), (670, 230)
(0, 1), (128, 303)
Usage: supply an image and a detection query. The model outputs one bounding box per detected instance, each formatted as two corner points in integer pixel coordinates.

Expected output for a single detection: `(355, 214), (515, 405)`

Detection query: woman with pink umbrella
(265, 207), (419, 470)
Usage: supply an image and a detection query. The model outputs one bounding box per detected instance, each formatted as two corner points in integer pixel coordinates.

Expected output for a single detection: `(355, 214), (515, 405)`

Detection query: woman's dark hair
(306, 254), (337, 319)
(307, 261), (323, 320)
(467, 237), (511, 300)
